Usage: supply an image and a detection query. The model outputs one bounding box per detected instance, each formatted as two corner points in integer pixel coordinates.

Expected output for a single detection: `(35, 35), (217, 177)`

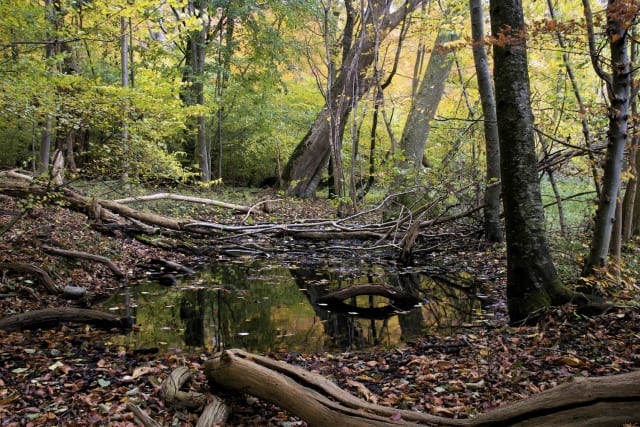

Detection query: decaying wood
(195, 397), (230, 427)
(204, 348), (640, 427)
(112, 192), (264, 214)
(0, 171), (474, 255)
(0, 262), (61, 295)
(161, 366), (207, 410)
(205, 348), (465, 427)
(42, 245), (126, 278)
(146, 258), (195, 275)
(126, 403), (162, 427)
(0, 307), (132, 331)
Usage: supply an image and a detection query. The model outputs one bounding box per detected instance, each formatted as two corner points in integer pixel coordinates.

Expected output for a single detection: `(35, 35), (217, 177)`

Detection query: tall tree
(490, 0), (572, 323)
(283, 0), (420, 198)
(470, 0), (502, 242)
(399, 29), (457, 168)
(581, 0), (637, 276)
(179, 0), (211, 182)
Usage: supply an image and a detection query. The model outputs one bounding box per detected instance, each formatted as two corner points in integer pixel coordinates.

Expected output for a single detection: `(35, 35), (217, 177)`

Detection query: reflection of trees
(420, 275), (481, 332)
(292, 267), (361, 349)
(179, 289), (206, 347)
(390, 273), (424, 341)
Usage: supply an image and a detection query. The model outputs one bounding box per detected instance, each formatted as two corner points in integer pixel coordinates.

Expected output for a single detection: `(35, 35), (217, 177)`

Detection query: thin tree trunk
(37, 0), (57, 176)
(470, 0), (502, 243)
(547, 0), (601, 198)
(121, 16), (130, 184)
(621, 28), (639, 241)
(582, 0), (634, 276)
(283, 0), (420, 198)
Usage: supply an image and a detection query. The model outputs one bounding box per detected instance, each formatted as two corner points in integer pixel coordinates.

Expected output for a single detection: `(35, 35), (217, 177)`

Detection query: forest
(1, 0), (640, 426)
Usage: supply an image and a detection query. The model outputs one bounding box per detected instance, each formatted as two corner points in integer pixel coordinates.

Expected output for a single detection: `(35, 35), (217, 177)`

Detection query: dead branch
(111, 193), (263, 214)
(0, 262), (61, 294)
(126, 403), (162, 427)
(0, 307), (132, 330)
(42, 245), (126, 278)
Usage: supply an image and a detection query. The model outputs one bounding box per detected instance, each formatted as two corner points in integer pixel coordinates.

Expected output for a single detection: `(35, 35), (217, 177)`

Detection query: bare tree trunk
(546, 0), (601, 198)
(283, 0), (420, 198)
(582, 0), (635, 276)
(37, 0), (57, 176)
(181, 0), (211, 183)
(121, 16), (130, 184)
(490, 0), (573, 324)
(399, 29), (457, 167)
(470, 0), (502, 243)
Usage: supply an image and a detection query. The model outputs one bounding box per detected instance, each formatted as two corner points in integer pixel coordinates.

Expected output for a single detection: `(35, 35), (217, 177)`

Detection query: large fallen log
(204, 348), (640, 427)
(0, 307), (132, 331)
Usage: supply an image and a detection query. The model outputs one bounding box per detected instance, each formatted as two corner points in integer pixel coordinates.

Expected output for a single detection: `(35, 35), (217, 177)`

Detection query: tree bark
(283, 0), (420, 198)
(204, 348), (640, 427)
(0, 307), (132, 331)
(0, 262), (60, 295)
(400, 30), (457, 168)
(161, 366), (207, 410)
(42, 245), (126, 279)
(470, 0), (502, 243)
(489, 0), (572, 323)
(582, 1), (635, 276)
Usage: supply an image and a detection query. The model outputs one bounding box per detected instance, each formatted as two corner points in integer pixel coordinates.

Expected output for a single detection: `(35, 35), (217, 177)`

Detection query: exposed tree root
(204, 348), (640, 427)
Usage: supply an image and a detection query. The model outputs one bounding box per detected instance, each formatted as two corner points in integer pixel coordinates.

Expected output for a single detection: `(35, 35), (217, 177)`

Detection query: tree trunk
(582, 0), (634, 276)
(182, 0), (211, 183)
(121, 16), (130, 184)
(283, 0), (420, 198)
(470, 0), (502, 243)
(490, 0), (572, 324)
(37, 0), (58, 176)
(204, 348), (640, 427)
(400, 29), (457, 168)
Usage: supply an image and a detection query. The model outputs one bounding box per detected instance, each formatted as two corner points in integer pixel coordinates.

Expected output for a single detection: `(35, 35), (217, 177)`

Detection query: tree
(470, 0), (502, 242)
(489, 0), (572, 323)
(283, 0), (420, 198)
(399, 29), (458, 169)
(178, 0), (211, 182)
(581, 0), (637, 276)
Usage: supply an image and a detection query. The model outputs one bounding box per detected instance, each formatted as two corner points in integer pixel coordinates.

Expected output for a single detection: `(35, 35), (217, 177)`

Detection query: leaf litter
(0, 194), (639, 425)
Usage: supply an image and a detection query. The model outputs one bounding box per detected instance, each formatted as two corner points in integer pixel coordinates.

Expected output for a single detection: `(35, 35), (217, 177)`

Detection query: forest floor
(0, 186), (639, 426)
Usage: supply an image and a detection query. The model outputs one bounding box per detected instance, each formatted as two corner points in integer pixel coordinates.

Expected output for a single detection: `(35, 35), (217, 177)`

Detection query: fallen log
(111, 192), (264, 214)
(0, 307), (132, 331)
(204, 348), (640, 427)
(0, 262), (61, 295)
(42, 245), (126, 278)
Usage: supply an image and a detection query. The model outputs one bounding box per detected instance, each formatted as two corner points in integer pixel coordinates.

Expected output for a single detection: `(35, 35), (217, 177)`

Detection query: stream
(102, 259), (490, 353)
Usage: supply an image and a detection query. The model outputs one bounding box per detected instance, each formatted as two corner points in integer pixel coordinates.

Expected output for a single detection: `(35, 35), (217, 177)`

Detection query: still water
(102, 260), (485, 354)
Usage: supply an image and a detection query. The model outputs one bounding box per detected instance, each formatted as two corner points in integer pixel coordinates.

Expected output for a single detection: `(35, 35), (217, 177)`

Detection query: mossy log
(204, 348), (640, 427)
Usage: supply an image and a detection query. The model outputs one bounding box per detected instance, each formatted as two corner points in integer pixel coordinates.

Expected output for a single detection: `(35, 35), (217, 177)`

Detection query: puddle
(102, 261), (485, 353)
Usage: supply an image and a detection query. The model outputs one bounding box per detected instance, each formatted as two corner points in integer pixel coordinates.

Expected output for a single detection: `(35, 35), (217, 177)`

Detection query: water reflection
(102, 261), (483, 353)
